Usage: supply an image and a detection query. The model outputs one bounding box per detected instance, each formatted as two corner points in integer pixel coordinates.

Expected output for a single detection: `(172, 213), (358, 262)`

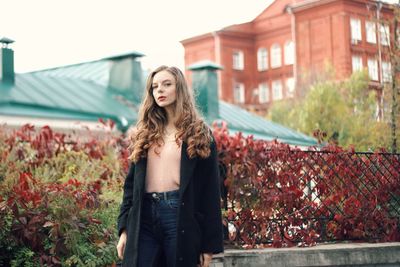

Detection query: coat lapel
(179, 141), (198, 195)
(134, 157), (147, 196)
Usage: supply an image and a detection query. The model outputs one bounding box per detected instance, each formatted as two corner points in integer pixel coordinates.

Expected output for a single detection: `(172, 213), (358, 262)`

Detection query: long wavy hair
(128, 65), (212, 163)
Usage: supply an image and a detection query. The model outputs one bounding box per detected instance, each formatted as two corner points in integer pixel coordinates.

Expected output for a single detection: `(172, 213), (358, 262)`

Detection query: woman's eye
(165, 83), (171, 87)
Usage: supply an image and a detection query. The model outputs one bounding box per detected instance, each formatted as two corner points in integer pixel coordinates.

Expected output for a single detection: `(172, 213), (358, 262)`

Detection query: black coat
(117, 139), (224, 267)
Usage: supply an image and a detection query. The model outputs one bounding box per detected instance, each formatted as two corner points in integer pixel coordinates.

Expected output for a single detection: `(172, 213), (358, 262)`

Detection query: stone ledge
(210, 242), (400, 267)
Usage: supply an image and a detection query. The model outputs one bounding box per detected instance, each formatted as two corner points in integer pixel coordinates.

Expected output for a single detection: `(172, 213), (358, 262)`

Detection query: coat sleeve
(117, 163), (135, 236)
(199, 138), (224, 254)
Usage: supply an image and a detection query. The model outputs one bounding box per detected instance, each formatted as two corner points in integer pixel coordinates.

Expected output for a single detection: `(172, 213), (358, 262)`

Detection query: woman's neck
(164, 105), (176, 123)
(164, 122), (176, 134)
(164, 107), (177, 130)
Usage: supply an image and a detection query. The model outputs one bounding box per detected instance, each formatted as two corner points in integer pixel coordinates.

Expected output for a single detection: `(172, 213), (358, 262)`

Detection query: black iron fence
(220, 150), (400, 247)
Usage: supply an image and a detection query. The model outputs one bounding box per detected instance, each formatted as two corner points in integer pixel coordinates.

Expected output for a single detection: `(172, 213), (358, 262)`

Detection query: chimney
(188, 60), (223, 123)
(0, 37), (15, 84)
(104, 51), (145, 105)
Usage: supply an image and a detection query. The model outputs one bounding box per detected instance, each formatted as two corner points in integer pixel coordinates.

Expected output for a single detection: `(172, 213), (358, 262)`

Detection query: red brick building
(181, 0), (395, 112)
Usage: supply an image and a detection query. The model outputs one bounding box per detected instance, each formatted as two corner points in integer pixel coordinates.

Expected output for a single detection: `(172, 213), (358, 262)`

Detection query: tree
(389, 1), (400, 153)
(266, 99), (301, 131)
(341, 71), (391, 150)
(298, 80), (348, 145)
(268, 71), (393, 151)
(369, 0), (400, 152)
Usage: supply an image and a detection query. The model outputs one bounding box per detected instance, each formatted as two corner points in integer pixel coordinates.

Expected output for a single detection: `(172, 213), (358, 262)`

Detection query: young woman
(116, 66), (224, 267)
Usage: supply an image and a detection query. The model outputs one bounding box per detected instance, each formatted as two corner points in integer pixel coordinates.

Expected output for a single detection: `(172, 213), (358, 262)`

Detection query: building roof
(0, 72), (138, 131)
(287, 0), (393, 13)
(218, 101), (317, 147)
(29, 51), (144, 87)
(1, 50), (317, 146)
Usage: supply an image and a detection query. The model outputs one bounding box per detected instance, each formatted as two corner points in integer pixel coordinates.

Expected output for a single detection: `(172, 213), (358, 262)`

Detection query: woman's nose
(156, 85), (164, 92)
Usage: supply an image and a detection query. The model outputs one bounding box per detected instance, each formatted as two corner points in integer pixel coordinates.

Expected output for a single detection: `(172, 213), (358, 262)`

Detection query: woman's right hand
(117, 231), (127, 260)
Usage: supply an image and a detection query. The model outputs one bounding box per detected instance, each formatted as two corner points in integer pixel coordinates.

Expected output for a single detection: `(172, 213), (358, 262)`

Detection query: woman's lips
(158, 96), (166, 101)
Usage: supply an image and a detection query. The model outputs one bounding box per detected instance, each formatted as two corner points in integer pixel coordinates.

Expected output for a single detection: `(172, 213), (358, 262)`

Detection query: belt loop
(163, 192), (167, 200)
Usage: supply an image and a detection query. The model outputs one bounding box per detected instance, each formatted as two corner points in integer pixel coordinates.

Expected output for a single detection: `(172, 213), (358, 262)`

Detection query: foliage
(0, 121), (126, 266)
(213, 122), (400, 248)
(267, 99), (301, 132)
(268, 70), (395, 151)
(298, 80), (348, 144)
(1, 121), (399, 263)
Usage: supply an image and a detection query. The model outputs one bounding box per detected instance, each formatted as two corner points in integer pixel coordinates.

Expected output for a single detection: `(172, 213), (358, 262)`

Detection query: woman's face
(152, 70), (177, 109)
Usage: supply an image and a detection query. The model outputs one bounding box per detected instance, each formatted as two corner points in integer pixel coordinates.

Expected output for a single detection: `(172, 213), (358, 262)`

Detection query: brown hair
(128, 65), (212, 163)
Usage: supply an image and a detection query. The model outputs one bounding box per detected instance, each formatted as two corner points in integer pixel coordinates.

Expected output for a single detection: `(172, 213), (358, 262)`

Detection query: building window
(257, 48), (268, 71)
(382, 61), (392, 83)
(233, 82), (245, 103)
(368, 58), (378, 81)
(233, 50), (244, 70)
(366, 21), (377, 44)
(286, 77), (295, 98)
(284, 41), (294, 65)
(272, 80), (283, 100)
(258, 83), (269, 103)
(350, 18), (362, 43)
(352, 55), (363, 72)
(270, 44), (282, 69)
(380, 24), (390, 46)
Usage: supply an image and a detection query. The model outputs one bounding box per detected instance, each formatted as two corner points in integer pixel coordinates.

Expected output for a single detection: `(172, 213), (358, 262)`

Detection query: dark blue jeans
(138, 190), (179, 267)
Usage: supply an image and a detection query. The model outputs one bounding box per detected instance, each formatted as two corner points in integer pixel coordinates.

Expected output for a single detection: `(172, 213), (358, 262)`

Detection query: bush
(1, 121), (399, 265)
(0, 122), (127, 266)
(213, 121), (400, 248)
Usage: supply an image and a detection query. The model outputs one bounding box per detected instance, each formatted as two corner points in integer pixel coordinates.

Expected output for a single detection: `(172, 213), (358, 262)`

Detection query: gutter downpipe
(377, 1), (384, 120)
(287, 6), (298, 97)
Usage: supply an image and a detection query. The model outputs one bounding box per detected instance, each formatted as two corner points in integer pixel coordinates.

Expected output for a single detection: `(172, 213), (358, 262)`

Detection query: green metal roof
(29, 51), (145, 87)
(0, 53), (317, 146)
(218, 101), (318, 147)
(35, 60), (110, 86)
(0, 72), (138, 131)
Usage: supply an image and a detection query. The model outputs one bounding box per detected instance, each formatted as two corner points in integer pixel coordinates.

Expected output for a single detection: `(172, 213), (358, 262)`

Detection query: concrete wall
(210, 242), (400, 267)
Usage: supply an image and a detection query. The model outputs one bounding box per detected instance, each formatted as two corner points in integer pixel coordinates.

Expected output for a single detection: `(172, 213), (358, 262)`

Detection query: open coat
(117, 139), (224, 267)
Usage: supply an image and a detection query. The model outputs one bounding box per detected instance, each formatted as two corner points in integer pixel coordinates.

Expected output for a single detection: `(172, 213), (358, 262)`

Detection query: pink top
(145, 139), (182, 192)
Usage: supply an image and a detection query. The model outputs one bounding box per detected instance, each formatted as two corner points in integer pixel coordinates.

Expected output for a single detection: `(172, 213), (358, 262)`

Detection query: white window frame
(258, 83), (269, 103)
(233, 50), (244, 70)
(366, 21), (377, 44)
(272, 80), (283, 101)
(284, 40), (294, 65)
(382, 61), (392, 83)
(233, 82), (245, 103)
(379, 23), (390, 46)
(286, 77), (295, 98)
(270, 44), (282, 69)
(368, 58), (378, 81)
(352, 55), (363, 73)
(350, 18), (362, 43)
(257, 48), (268, 71)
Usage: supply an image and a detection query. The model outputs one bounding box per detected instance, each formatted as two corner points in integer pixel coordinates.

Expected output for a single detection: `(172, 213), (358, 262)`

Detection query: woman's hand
(117, 231), (127, 260)
(198, 253), (213, 267)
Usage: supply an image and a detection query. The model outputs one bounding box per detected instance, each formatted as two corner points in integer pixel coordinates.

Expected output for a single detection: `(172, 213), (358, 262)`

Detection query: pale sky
(1, 0), (271, 73)
(2, 0), (397, 73)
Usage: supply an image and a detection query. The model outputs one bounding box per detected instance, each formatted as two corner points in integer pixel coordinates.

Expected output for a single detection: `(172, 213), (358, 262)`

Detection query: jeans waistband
(144, 189), (180, 201)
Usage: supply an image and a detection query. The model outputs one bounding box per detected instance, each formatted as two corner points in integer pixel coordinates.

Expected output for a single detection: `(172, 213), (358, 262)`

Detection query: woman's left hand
(198, 253), (213, 267)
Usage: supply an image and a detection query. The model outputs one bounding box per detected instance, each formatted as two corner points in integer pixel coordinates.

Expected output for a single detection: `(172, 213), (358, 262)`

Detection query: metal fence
(221, 150), (400, 247)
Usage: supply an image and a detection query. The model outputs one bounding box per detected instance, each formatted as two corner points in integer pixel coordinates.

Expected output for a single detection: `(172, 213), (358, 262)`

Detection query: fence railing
(220, 149), (400, 248)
